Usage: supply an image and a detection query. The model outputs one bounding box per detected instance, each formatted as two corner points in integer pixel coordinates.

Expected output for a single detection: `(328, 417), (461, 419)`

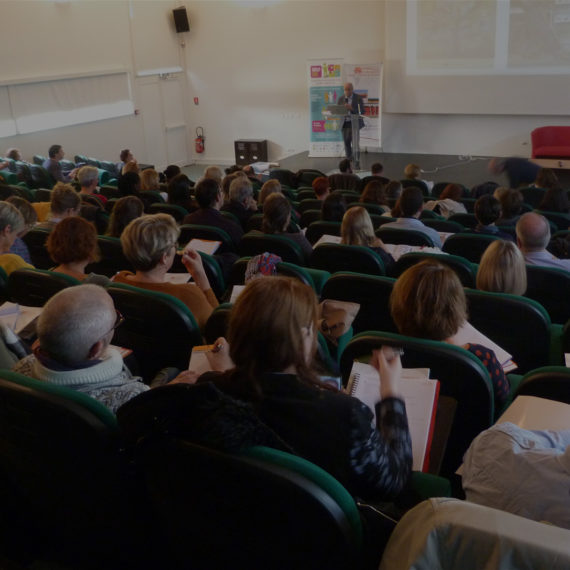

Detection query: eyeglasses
(104, 309), (125, 337)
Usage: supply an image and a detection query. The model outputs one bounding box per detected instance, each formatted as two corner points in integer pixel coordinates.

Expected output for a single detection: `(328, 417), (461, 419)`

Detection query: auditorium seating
(310, 243), (387, 276)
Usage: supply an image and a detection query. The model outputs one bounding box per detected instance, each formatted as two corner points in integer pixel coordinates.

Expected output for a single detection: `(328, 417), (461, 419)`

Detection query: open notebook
(346, 361), (439, 472)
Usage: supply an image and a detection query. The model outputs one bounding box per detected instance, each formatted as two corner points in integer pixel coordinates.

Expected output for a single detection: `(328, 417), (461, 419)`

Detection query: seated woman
(538, 187), (570, 214)
(114, 213), (218, 329)
(258, 179), (281, 206)
(167, 173), (196, 213)
(477, 240), (527, 295)
(360, 180), (390, 213)
(198, 276), (412, 501)
(261, 193), (312, 259)
(341, 206), (395, 272)
(106, 196), (144, 238)
(46, 216), (109, 285)
(6, 196), (36, 264)
(390, 259), (510, 407)
(424, 183), (467, 219)
(0, 201), (33, 275)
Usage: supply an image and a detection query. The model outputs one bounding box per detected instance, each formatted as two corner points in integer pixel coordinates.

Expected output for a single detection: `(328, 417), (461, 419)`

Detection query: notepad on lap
(186, 239), (221, 255)
(346, 361), (439, 472)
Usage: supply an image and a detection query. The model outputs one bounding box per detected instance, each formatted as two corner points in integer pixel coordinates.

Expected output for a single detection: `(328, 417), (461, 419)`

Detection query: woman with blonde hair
(476, 240), (527, 296)
(341, 206), (394, 271)
(258, 179), (282, 205)
(113, 213), (218, 328)
(140, 169), (160, 192)
(198, 276), (412, 502)
(390, 259), (510, 406)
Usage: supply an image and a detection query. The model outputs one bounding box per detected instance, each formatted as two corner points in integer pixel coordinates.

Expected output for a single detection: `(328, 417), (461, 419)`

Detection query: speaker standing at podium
(341, 82), (364, 161)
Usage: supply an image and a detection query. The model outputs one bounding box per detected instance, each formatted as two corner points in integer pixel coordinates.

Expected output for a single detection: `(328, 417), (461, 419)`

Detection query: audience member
(534, 167), (560, 190)
(424, 183), (467, 218)
(381, 187), (442, 247)
(261, 193), (312, 259)
(403, 163), (433, 193)
(312, 177), (330, 200)
(492, 186), (509, 202)
(360, 180), (390, 213)
(12, 285), (148, 413)
(6, 196), (36, 264)
(0, 201), (33, 275)
(197, 276), (412, 501)
(118, 171), (142, 198)
(321, 191), (347, 222)
(516, 212), (570, 271)
(488, 157), (539, 189)
(43, 144), (77, 184)
(36, 183), (81, 230)
(203, 165), (224, 185)
(183, 178), (243, 245)
(258, 179), (282, 206)
(6, 148), (21, 161)
(496, 188), (523, 226)
(114, 214), (218, 328)
(341, 206), (394, 272)
(167, 173), (196, 212)
(46, 216), (108, 285)
(221, 172), (241, 204)
(390, 260), (510, 407)
(471, 180), (499, 199)
(121, 161), (140, 176)
(476, 240), (527, 295)
(77, 165), (107, 205)
(538, 187), (570, 214)
(163, 164), (181, 184)
(106, 196), (144, 238)
(222, 176), (257, 229)
(140, 169), (161, 192)
(116, 149), (136, 176)
(473, 195), (514, 241)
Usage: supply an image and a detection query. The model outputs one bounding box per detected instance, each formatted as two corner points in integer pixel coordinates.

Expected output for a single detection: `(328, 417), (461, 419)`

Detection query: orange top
(113, 271), (218, 329)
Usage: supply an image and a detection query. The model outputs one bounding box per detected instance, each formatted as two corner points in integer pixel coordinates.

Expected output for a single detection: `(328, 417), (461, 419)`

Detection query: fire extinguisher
(195, 127), (205, 154)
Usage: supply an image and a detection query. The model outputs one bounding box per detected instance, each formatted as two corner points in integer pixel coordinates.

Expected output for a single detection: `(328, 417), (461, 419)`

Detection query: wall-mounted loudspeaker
(173, 7), (190, 33)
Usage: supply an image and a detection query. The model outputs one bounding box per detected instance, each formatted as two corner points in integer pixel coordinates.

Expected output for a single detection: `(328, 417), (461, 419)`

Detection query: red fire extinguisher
(195, 127), (205, 154)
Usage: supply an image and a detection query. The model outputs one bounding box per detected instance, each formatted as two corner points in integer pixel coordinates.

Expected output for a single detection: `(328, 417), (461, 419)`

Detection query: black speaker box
(173, 7), (190, 33)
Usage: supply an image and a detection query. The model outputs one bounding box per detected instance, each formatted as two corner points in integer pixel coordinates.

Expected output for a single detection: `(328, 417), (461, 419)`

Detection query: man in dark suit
(340, 83), (364, 162)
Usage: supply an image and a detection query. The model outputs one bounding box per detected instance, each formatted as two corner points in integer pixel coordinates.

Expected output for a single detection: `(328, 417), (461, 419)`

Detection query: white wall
(1, 0), (569, 166)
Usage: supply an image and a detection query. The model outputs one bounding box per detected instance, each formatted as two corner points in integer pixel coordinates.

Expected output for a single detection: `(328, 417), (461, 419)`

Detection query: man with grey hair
(13, 285), (149, 413)
(77, 165), (107, 205)
(221, 176), (257, 229)
(516, 212), (570, 271)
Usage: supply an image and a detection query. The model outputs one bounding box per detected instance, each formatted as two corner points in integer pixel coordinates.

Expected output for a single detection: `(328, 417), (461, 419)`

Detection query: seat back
(422, 219), (465, 233)
(85, 235), (134, 277)
(297, 189), (317, 201)
(340, 332), (494, 477)
(465, 288), (553, 374)
(21, 227), (53, 269)
(525, 265), (570, 325)
(401, 179), (429, 196)
(305, 220), (341, 244)
(204, 302), (233, 343)
(148, 202), (188, 222)
(107, 283), (202, 382)
(448, 213), (478, 228)
(515, 366), (570, 404)
(377, 227), (435, 246)
(389, 252), (477, 287)
(298, 198), (325, 213)
(300, 209), (323, 229)
(310, 243), (386, 276)
(519, 186), (546, 207)
(28, 165), (53, 189)
(268, 168), (297, 188)
(239, 232), (308, 265)
(115, 383), (362, 570)
(8, 268), (80, 307)
(0, 369), (155, 568)
(442, 233), (499, 263)
(179, 224), (236, 254)
(534, 209), (570, 232)
(321, 272), (397, 334)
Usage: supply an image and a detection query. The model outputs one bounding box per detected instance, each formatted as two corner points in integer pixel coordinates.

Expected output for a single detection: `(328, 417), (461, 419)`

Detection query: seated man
(183, 177), (243, 246)
(381, 186), (443, 247)
(13, 285), (194, 413)
(358, 162), (390, 191)
(43, 144), (77, 184)
(77, 165), (107, 205)
(516, 212), (570, 271)
(496, 188), (524, 226)
(12, 285), (149, 413)
(221, 176), (257, 229)
(472, 195), (514, 241)
(328, 159), (361, 191)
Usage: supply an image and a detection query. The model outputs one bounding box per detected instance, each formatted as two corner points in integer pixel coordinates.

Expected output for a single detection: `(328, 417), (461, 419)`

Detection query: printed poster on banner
(344, 63), (382, 150)
(307, 59), (344, 157)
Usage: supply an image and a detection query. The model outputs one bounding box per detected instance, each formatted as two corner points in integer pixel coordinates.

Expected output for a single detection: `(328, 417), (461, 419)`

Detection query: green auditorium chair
(525, 265), (570, 325)
(239, 232), (309, 265)
(310, 243), (387, 276)
(376, 227), (435, 247)
(515, 366), (570, 405)
(7, 268), (80, 307)
(442, 233), (499, 263)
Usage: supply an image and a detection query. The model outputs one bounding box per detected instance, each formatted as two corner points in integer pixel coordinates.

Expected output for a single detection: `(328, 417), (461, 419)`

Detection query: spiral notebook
(346, 361), (440, 472)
